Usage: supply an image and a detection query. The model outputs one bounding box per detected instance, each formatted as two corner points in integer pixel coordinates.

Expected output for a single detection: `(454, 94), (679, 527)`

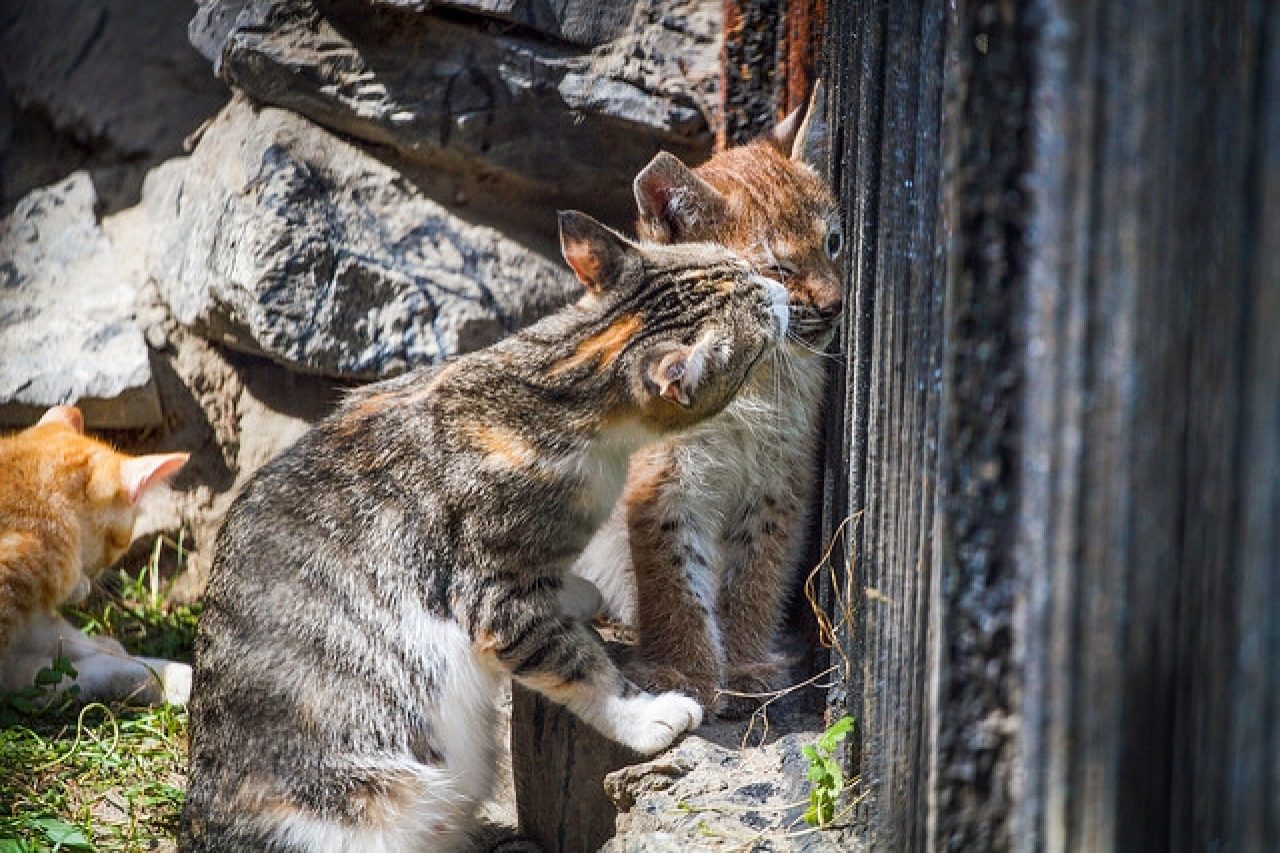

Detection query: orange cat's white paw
(138, 657), (192, 705)
(622, 691), (703, 755)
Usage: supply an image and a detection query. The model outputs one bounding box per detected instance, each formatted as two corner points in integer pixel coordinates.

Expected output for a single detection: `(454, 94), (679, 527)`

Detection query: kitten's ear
(558, 210), (635, 294)
(786, 78), (830, 174)
(120, 453), (189, 505)
(633, 152), (728, 242)
(38, 405), (84, 433)
(645, 343), (707, 408)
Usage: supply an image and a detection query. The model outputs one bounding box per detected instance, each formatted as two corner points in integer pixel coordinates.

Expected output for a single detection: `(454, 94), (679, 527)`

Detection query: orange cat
(0, 405), (191, 705)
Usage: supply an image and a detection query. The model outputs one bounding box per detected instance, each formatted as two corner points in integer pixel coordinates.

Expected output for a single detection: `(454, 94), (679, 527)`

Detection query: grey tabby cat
(180, 211), (789, 851)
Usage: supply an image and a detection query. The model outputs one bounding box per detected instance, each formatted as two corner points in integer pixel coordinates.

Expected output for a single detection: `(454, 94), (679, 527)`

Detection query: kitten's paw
(137, 658), (192, 705)
(622, 692), (703, 755)
(626, 660), (719, 714)
(719, 655), (791, 719)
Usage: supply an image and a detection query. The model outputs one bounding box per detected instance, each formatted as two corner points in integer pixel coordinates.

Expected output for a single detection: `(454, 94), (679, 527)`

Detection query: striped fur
(0, 406), (190, 704)
(571, 87), (844, 716)
(180, 212), (788, 852)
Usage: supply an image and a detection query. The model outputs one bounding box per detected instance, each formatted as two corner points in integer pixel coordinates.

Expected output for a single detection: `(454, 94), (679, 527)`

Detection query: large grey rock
(0, 0), (228, 213)
(369, 0), (636, 45)
(145, 96), (577, 379)
(188, 0), (718, 209)
(600, 718), (863, 852)
(0, 172), (161, 428)
(0, 0), (227, 158)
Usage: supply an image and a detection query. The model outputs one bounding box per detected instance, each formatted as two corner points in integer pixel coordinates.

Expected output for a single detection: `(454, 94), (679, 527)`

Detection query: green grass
(0, 536), (199, 852)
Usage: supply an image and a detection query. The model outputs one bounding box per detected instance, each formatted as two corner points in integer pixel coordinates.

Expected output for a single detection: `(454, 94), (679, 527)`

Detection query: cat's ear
(558, 210), (636, 294)
(778, 78), (830, 174)
(38, 405), (84, 433)
(633, 152), (728, 242)
(120, 453), (189, 505)
(645, 343), (708, 408)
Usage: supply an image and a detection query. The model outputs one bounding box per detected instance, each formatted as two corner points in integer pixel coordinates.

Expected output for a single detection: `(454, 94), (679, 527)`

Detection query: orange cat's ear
(777, 78), (830, 175)
(633, 152), (728, 242)
(120, 453), (189, 505)
(37, 405), (84, 433)
(645, 343), (707, 408)
(557, 210), (635, 294)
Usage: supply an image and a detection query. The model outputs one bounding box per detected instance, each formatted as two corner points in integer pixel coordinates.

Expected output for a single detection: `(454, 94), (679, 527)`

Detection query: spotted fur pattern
(180, 212), (789, 852)
(572, 86), (843, 716)
(0, 406), (190, 705)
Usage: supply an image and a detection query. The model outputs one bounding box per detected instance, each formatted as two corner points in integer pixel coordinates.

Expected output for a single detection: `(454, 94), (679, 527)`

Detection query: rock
(0, 0), (227, 159)
(188, 0), (718, 211)
(145, 96), (578, 379)
(0, 0), (228, 213)
(369, 0), (636, 45)
(0, 172), (161, 429)
(600, 718), (863, 851)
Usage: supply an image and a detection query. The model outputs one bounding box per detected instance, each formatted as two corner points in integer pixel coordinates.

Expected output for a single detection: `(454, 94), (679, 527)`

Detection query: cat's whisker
(785, 330), (847, 363)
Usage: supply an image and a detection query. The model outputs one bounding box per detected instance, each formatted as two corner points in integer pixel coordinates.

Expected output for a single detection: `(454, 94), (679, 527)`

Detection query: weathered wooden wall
(821, 0), (1280, 848)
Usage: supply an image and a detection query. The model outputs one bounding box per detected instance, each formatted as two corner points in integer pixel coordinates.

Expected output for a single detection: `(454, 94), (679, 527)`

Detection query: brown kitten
(570, 85), (843, 715)
(0, 405), (190, 704)
(181, 212), (788, 851)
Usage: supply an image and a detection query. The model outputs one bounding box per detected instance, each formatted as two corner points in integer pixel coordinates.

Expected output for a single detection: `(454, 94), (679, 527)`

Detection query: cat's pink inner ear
(633, 152), (726, 242)
(771, 105), (804, 154)
(121, 453), (190, 504)
(651, 346), (706, 408)
(38, 405), (84, 433)
(562, 239), (603, 291)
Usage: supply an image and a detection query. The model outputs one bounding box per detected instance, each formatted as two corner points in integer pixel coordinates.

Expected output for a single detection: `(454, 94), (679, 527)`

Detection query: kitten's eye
(772, 262), (798, 280)
(825, 228), (843, 259)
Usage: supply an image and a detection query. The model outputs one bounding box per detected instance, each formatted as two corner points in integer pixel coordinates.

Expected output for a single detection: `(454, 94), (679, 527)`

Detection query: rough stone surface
(370, 0), (637, 45)
(600, 715), (861, 852)
(145, 96), (577, 379)
(189, 0), (719, 212)
(0, 172), (160, 428)
(0, 0), (228, 213)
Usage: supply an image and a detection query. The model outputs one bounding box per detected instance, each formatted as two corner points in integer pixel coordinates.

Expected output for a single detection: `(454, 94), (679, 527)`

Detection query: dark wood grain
(819, 0), (1280, 847)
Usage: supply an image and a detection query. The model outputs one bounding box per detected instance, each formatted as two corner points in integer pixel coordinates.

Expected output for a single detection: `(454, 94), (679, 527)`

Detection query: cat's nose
(813, 285), (843, 318)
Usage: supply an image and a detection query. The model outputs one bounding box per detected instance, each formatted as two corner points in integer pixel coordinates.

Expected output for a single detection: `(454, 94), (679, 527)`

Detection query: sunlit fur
(572, 96), (843, 716)
(181, 213), (787, 852)
(0, 407), (190, 704)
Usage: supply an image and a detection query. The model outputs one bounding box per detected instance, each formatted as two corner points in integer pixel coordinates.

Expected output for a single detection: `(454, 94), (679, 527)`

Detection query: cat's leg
(624, 453), (724, 712)
(471, 585), (701, 754)
(4, 611), (187, 705)
(716, 484), (809, 718)
(569, 500), (638, 623)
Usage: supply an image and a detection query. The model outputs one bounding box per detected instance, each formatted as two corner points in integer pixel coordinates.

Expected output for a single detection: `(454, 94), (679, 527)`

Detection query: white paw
(137, 658), (192, 705)
(621, 692), (703, 755)
(161, 662), (192, 706)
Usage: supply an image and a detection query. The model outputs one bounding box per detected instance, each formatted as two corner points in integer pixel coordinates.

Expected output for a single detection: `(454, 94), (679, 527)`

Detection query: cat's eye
(825, 227), (843, 259)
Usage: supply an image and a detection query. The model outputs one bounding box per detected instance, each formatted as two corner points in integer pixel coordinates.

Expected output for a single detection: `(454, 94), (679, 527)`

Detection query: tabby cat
(0, 405), (191, 705)
(570, 85), (843, 715)
(180, 211), (789, 851)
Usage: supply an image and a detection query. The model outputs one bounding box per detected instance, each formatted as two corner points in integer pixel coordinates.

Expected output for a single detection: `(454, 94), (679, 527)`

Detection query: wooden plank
(819, 0), (1280, 847)
(510, 681), (637, 852)
(1227, 5), (1280, 846)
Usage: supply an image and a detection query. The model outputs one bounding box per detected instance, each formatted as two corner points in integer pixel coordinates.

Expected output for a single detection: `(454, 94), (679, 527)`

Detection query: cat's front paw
(137, 658), (192, 705)
(626, 660), (718, 714)
(621, 691), (703, 755)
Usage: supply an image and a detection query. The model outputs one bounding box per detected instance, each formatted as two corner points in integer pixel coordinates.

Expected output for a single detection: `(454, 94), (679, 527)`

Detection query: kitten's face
(11, 407), (189, 577)
(633, 89), (843, 349)
(557, 213), (788, 429)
